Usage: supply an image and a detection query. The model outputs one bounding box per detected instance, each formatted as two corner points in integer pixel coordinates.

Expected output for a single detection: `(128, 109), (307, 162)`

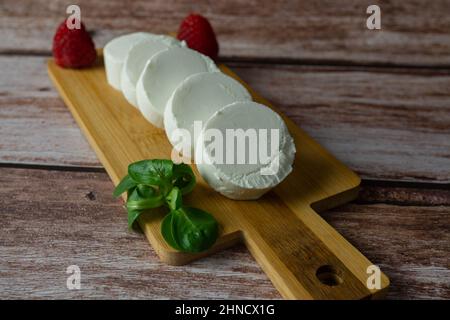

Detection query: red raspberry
(52, 19), (97, 68)
(177, 13), (219, 61)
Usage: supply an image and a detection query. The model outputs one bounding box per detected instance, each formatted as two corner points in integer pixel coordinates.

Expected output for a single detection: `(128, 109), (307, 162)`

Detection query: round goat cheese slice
(104, 32), (157, 90)
(136, 47), (219, 128)
(164, 72), (251, 158)
(195, 101), (296, 200)
(121, 36), (181, 107)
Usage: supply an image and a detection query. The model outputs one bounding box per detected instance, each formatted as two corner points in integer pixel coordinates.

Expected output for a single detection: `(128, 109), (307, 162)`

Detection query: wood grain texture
(1, 0), (450, 66)
(0, 56), (100, 167)
(1, 0), (448, 301)
(47, 51), (392, 300)
(323, 203), (450, 300)
(0, 167), (448, 299)
(1, 56), (449, 182)
(235, 63), (450, 183)
(358, 181), (450, 206)
(0, 167), (279, 299)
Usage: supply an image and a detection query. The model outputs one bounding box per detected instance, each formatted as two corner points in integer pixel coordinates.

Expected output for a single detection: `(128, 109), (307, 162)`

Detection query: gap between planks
(0, 162), (448, 207)
(3, 51), (450, 72)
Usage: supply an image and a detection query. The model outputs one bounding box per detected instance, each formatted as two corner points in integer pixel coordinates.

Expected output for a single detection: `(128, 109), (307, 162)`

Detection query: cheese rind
(121, 37), (181, 107)
(195, 101), (296, 200)
(104, 32), (157, 90)
(136, 47), (219, 128)
(164, 72), (251, 157)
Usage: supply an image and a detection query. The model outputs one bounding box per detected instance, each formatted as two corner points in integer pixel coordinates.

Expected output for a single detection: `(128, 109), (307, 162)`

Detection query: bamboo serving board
(48, 50), (389, 299)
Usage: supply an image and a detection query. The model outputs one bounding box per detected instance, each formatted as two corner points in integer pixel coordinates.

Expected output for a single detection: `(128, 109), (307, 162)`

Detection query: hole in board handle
(316, 265), (343, 286)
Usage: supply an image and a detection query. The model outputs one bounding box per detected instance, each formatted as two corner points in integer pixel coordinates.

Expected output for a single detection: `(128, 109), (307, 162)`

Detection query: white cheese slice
(195, 101), (296, 200)
(164, 72), (251, 158)
(136, 47), (219, 128)
(104, 32), (157, 90)
(120, 36), (182, 107)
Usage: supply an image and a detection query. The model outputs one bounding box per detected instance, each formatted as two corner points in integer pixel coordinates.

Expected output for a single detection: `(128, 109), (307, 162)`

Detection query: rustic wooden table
(0, 0), (449, 299)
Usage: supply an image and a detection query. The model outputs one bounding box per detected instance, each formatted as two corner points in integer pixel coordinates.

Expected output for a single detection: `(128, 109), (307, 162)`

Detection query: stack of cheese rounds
(104, 33), (296, 200)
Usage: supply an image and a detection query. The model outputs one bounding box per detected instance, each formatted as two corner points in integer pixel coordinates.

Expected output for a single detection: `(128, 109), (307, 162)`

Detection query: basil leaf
(127, 187), (136, 199)
(136, 184), (158, 198)
(172, 163), (196, 195)
(169, 207), (218, 253)
(126, 185), (163, 229)
(165, 187), (182, 211)
(119, 159), (219, 253)
(128, 159), (173, 186)
(161, 212), (182, 251)
(126, 196), (165, 211)
(126, 187), (144, 229)
(128, 208), (142, 230)
(113, 174), (137, 197)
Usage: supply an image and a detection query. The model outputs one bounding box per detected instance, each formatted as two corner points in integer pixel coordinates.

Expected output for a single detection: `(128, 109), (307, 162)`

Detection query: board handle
(241, 202), (372, 299)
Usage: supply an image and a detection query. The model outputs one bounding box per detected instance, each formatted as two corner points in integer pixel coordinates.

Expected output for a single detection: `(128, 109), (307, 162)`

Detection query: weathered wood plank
(0, 167), (279, 299)
(1, 56), (449, 182)
(0, 167), (448, 299)
(1, 0), (450, 65)
(322, 203), (450, 300)
(235, 63), (450, 183)
(358, 181), (450, 206)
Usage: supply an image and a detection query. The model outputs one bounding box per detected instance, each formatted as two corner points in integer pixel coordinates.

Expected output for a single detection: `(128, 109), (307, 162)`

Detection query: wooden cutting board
(48, 50), (389, 299)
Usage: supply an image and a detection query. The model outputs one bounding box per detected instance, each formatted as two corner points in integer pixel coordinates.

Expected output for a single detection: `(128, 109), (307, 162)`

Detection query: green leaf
(113, 174), (137, 197)
(126, 186), (137, 199)
(126, 181), (165, 212)
(127, 208), (142, 230)
(161, 212), (182, 251)
(127, 189), (164, 210)
(126, 185), (163, 229)
(172, 163), (196, 195)
(136, 184), (158, 198)
(169, 207), (218, 253)
(128, 159), (173, 186)
(165, 187), (182, 211)
(126, 196), (165, 211)
(121, 159), (219, 253)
